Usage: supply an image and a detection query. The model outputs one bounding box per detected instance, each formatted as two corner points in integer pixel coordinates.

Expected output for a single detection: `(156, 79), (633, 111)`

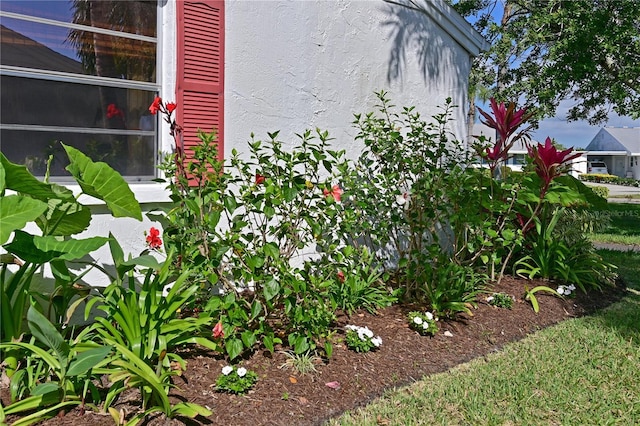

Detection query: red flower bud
(212, 322), (224, 339)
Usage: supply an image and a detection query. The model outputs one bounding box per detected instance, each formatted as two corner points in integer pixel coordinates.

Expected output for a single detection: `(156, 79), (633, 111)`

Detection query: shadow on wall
(382, 0), (465, 90)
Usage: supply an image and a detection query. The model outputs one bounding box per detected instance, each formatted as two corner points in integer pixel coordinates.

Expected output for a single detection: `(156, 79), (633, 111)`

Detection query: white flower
(486, 296), (494, 302)
(557, 286), (565, 295)
(237, 367), (247, 377)
(425, 312), (434, 320)
(221, 366), (233, 376)
(371, 336), (383, 347)
(413, 316), (423, 325)
(345, 324), (358, 331)
(362, 327), (374, 338)
(568, 284), (576, 291)
(422, 322), (429, 330)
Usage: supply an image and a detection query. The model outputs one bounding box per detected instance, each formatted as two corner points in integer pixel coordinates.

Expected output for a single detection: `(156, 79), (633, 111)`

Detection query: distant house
(584, 127), (640, 179)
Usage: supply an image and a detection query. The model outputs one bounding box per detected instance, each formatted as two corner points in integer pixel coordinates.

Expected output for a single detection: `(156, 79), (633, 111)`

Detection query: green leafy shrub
(344, 325), (383, 353)
(215, 365), (258, 394)
(343, 92), (492, 312)
(486, 292), (514, 309)
(407, 311), (439, 336)
(589, 185), (609, 199)
(579, 173), (640, 187)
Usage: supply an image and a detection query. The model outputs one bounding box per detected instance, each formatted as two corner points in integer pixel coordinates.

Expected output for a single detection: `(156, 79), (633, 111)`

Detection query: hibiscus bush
(155, 98), (397, 358)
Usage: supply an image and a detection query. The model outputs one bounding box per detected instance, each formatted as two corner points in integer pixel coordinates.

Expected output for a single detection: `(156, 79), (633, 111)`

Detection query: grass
(330, 234), (640, 425)
(589, 202), (640, 245)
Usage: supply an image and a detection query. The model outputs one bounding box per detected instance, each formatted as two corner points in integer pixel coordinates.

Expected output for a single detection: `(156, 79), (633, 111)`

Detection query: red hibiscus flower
(255, 173), (266, 185)
(212, 322), (224, 339)
(145, 227), (162, 250)
(106, 103), (124, 119)
(166, 102), (177, 114)
(323, 184), (343, 202)
(337, 271), (345, 283)
(149, 96), (162, 115)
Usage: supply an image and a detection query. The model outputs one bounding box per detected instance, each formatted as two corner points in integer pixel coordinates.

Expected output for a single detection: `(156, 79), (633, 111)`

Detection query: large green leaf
(0, 153), (59, 200)
(4, 230), (63, 263)
(36, 184), (92, 236)
(0, 195), (48, 245)
(33, 235), (109, 261)
(67, 345), (112, 376)
(62, 144), (142, 220)
(0, 156), (5, 192)
(27, 306), (69, 371)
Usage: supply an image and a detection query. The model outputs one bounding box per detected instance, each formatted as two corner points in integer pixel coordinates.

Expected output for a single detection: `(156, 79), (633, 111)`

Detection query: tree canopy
(451, 0), (640, 124)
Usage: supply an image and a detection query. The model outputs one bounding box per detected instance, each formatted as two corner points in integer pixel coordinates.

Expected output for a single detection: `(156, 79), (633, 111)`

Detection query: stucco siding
(224, 0), (474, 159)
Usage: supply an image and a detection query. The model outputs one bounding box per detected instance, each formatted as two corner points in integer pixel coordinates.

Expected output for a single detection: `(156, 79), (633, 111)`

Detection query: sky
(530, 101), (640, 149)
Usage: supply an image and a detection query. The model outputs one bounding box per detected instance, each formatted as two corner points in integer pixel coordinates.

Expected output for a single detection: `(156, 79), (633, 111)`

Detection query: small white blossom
(345, 324), (359, 331)
(557, 286), (565, 295)
(568, 284), (576, 291)
(221, 366), (233, 376)
(413, 316), (423, 325)
(425, 312), (434, 320)
(237, 367), (247, 377)
(422, 322), (429, 330)
(486, 296), (494, 302)
(371, 336), (383, 347)
(362, 327), (374, 338)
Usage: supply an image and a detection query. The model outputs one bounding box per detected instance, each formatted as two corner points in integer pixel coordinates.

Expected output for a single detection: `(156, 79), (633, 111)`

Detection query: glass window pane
(2, 76), (157, 130)
(1, 20), (156, 82)
(1, 1), (156, 37)
(2, 130), (156, 179)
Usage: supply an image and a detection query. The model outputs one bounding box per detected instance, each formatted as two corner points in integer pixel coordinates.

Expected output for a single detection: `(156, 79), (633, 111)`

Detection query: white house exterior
(584, 127), (640, 179)
(1, 0), (488, 283)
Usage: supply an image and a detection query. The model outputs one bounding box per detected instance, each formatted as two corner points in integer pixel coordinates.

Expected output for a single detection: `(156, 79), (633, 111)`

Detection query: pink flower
(145, 227), (162, 249)
(149, 96), (162, 115)
(255, 173), (266, 185)
(212, 322), (224, 339)
(323, 185), (342, 202)
(337, 271), (345, 283)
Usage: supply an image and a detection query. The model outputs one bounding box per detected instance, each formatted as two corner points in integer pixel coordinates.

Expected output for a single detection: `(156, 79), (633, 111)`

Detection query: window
(1, 1), (158, 181)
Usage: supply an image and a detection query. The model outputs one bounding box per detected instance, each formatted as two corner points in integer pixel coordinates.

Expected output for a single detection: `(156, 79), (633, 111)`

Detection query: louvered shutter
(176, 1), (224, 165)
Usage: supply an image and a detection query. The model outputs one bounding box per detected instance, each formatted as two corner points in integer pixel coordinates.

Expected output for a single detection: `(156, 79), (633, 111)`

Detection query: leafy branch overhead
(450, 0), (640, 124)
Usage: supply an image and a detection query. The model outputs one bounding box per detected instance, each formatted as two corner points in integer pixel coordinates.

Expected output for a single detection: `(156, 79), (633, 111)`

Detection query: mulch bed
(1, 276), (627, 426)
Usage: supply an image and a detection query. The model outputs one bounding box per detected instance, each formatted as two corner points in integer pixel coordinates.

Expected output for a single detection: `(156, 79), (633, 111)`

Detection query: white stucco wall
(224, 0), (476, 159)
(20, 0), (484, 288)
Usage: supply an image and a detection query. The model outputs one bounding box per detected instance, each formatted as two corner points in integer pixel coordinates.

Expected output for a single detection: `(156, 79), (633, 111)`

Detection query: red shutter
(176, 1), (224, 164)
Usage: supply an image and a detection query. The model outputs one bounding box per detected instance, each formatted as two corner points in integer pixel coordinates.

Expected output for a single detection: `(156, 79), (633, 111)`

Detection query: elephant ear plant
(0, 145), (142, 378)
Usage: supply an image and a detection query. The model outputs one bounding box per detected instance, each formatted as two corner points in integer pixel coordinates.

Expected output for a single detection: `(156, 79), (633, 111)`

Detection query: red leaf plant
(527, 137), (582, 198)
(477, 98), (534, 173)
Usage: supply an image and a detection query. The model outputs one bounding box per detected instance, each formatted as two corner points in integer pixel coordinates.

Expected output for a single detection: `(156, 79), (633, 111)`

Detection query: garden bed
(2, 275), (626, 426)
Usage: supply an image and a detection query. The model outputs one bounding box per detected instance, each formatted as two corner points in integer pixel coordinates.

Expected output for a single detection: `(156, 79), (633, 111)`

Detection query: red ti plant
(527, 137), (582, 198)
(477, 98), (534, 174)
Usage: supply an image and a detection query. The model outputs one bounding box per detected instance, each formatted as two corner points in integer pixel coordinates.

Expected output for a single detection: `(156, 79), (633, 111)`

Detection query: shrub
(590, 185), (609, 199)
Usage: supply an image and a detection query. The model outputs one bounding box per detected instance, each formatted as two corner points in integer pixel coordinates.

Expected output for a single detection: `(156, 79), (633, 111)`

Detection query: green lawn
(590, 202), (640, 245)
(330, 229), (640, 425)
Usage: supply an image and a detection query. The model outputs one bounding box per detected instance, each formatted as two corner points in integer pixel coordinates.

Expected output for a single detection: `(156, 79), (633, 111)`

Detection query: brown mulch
(1, 276), (627, 426)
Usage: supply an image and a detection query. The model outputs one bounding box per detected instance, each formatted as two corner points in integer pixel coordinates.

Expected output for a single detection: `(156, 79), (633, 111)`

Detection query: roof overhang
(586, 151), (630, 156)
(387, 0), (490, 56)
